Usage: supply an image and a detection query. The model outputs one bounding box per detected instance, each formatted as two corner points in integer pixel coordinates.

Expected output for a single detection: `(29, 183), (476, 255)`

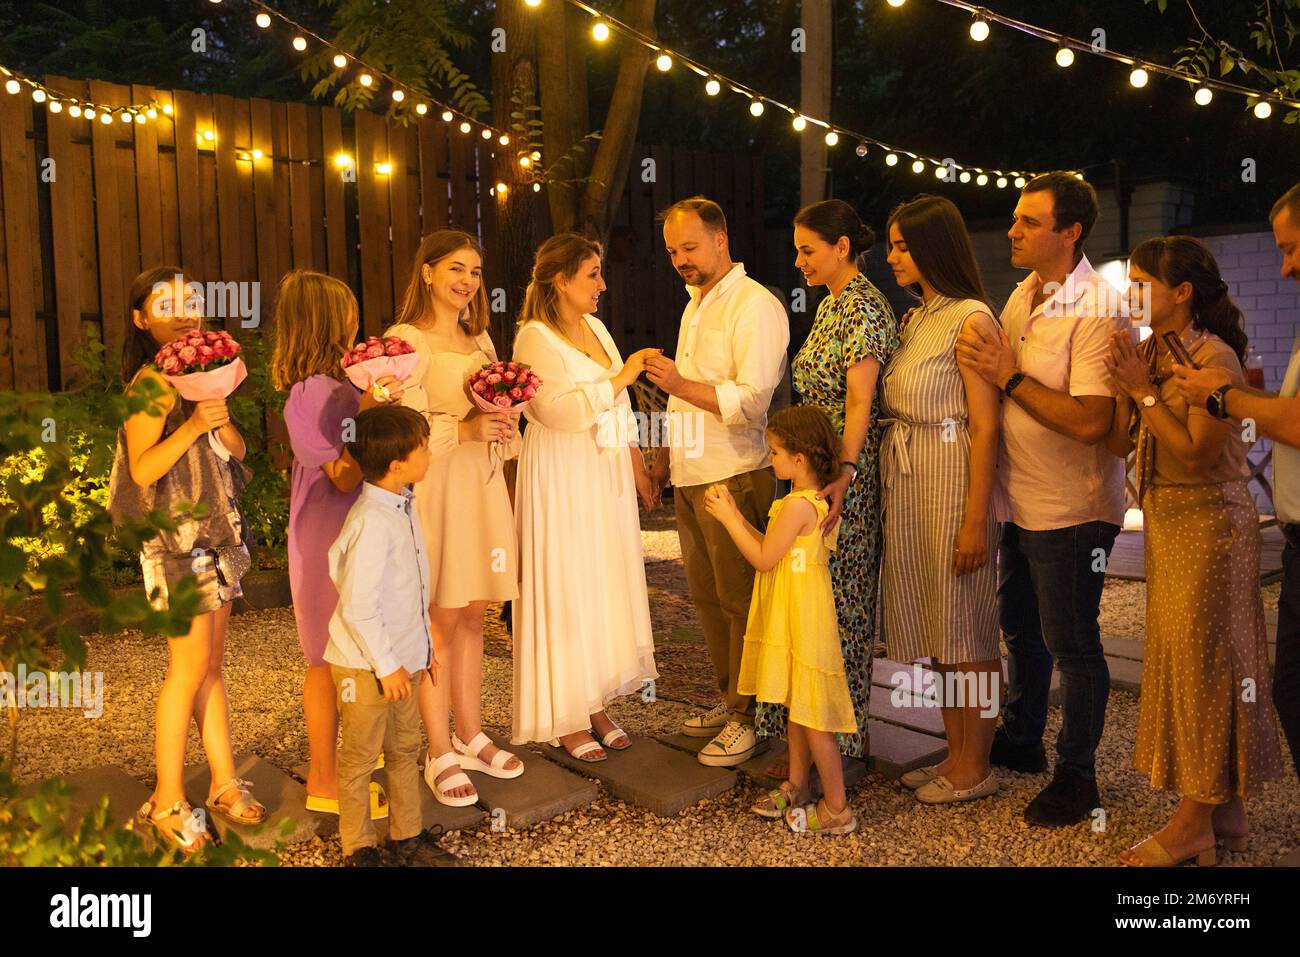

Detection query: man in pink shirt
(957, 173), (1127, 827)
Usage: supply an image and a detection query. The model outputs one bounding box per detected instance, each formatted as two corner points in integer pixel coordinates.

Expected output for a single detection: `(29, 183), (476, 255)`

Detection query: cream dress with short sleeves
(510, 316), (658, 744)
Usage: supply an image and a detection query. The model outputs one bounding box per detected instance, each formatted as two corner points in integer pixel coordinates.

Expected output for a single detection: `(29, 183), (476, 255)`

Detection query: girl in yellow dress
(704, 405), (858, 836)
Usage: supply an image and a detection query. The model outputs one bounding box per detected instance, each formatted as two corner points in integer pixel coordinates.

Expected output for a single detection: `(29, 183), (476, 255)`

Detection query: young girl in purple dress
(271, 270), (405, 818)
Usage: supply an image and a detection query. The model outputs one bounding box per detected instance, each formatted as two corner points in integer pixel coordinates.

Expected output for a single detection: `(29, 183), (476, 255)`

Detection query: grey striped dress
(880, 296), (1000, 664)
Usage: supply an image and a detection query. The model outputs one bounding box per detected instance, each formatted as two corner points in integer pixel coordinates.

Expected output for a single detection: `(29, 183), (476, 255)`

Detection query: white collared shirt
(324, 482), (433, 677)
(997, 254), (1128, 531)
(666, 262), (789, 487)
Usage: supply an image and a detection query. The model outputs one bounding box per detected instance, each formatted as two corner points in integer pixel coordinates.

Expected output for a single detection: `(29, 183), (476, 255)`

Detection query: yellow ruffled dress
(737, 489), (857, 733)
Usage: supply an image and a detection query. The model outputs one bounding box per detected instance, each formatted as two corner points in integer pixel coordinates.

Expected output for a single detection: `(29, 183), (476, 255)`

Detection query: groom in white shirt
(647, 196), (790, 767)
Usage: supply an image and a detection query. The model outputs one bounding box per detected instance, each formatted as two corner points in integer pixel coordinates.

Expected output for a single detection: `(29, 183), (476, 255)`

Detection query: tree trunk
(537, 3), (584, 232)
(491, 0), (539, 357)
(800, 0), (831, 207)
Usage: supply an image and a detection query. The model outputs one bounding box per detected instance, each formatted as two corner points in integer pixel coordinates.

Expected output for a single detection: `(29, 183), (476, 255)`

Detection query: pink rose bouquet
(467, 360), (543, 415)
(154, 329), (247, 400)
(341, 336), (419, 401)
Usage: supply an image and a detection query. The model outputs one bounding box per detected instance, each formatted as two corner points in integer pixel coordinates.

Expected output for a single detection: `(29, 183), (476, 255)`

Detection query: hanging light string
(241, 0), (515, 146)
(539, 0), (1062, 187)
(911, 0), (1298, 116)
(0, 63), (169, 123)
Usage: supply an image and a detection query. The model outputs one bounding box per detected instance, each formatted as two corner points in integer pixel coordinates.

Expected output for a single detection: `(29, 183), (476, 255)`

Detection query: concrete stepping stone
(864, 719), (949, 780)
(464, 733), (599, 829)
(23, 764), (152, 832)
(1279, 845), (1300, 866)
(184, 753), (319, 848)
(292, 758), (487, 837)
(1106, 656), (1144, 696)
(868, 685), (947, 735)
(539, 734), (736, 816)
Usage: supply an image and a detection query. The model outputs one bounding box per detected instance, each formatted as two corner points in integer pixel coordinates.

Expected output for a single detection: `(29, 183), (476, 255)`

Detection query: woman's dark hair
(793, 199), (875, 263)
(1129, 236), (1248, 362)
(887, 195), (991, 310)
(122, 264), (189, 384)
(767, 405), (842, 487)
(346, 405), (431, 482)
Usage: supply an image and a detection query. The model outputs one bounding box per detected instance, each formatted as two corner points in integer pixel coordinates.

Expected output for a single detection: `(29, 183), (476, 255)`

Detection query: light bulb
(415, 103), (428, 115)
(1014, 176), (1027, 188)
(83, 109), (95, 121)
(146, 107), (157, 119)
(997, 177), (1009, 188)
(459, 121), (471, 134)
(885, 153), (899, 166)
(375, 162), (392, 175)
(251, 148), (264, 160)
(293, 36), (308, 52)
(824, 131), (839, 146)
(496, 181), (508, 195)
(1056, 47), (1074, 68)
(592, 22), (610, 42)
(656, 53), (672, 72)
(69, 105), (82, 118)
(911, 159), (925, 174)
(101, 113), (113, 125)
(977, 173), (989, 186)
(531, 150), (541, 161)
(792, 115), (807, 131)
(119, 111), (132, 123)
(49, 100), (62, 114)
(524, 0), (541, 6)
(970, 19), (990, 42)
(749, 100), (764, 117)
(705, 78), (721, 96)
(935, 165), (948, 179)
(358, 73), (373, 88)
(887, 0), (906, 6)
(442, 110), (454, 122)
(1129, 67), (1149, 88)
(163, 103), (173, 115)
(1254, 100), (1273, 119)
(4, 79), (19, 95)
(1194, 86), (1213, 106)
(333, 54), (347, 69)
(481, 128), (492, 139)
(256, 13), (271, 28)
(333, 153), (353, 169)
(499, 133), (510, 145)
(134, 112), (145, 124)
(392, 89), (405, 102)
(519, 155), (532, 168)
(855, 142), (869, 157)
(959, 170), (971, 183)
(32, 89), (46, 103)
(533, 183), (541, 192)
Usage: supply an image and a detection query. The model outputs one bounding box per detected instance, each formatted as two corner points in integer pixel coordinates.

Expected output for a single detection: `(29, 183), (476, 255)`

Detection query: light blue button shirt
(1275, 337), (1300, 524)
(324, 483), (433, 677)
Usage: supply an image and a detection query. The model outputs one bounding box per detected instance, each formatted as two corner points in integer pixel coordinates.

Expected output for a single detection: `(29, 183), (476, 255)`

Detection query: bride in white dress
(511, 233), (660, 761)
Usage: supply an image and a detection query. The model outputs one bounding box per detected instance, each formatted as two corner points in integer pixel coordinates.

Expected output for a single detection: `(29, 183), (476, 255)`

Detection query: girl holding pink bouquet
(387, 229), (525, 807)
(107, 266), (263, 854)
(271, 270), (407, 820)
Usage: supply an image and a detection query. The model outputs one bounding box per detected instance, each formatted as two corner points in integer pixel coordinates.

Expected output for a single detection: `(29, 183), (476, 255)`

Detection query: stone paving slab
(23, 764), (152, 832)
(184, 753), (319, 848)
(539, 734), (736, 817)
(466, 733), (599, 829)
(865, 719), (949, 779)
(1280, 846), (1300, 866)
(1107, 656), (1144, 696)
(868, 687), (947, 734)
(317, 763), (486, 839)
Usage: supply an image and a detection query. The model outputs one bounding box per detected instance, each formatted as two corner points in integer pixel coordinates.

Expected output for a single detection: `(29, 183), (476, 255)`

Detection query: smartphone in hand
(1161, 330), (1196, 369)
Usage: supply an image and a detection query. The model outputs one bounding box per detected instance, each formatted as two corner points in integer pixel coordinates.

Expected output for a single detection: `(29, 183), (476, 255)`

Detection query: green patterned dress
(755, 273), (898, 757)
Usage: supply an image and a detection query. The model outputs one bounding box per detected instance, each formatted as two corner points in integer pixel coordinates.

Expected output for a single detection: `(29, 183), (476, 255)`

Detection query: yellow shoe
(305, 781), (389, 820)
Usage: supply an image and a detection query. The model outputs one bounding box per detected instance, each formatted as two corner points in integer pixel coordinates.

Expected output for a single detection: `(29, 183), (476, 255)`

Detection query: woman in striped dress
(880, 195), (1003, 804)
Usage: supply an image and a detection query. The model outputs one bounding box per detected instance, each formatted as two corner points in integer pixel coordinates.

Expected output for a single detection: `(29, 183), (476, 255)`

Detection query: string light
(415, 103), (428, 115)
(391, 89), (405, 102)
(749, 100), (764, 117)
(909, 0), (1298, 116)
(655, 53), (673, 72)
(375, 161), (392, 175)
(592, 21), (610, 42)
(885, 153), (899, 166)
(333, 53), (348, 69)
(48, 100), (62, 113)
(256, 13), (271, 28)
(1254, 100), (1273, 119)
(333, 153), (354, 170)
(969, 18), (990, 43)
(459, 121), (472, 134)
(292, 36), (308, 52)
(441, 109), (454, 122)
(705, 78), (721, 96)
(911, 159), (925, 174)
(792, 115), (807, 132)
(855, 142), (869, 157)
(358, 73), (373, 87)
(824, 130), (839, 146)
(1194, 85), (1213, 106)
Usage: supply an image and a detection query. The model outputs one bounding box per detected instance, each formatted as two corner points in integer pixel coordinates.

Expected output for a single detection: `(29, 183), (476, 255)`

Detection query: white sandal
(599, 726), (631, 750)
(452, 731), (525, 779)
(548, 737), (607, 762)
(425, 751), (479, 807)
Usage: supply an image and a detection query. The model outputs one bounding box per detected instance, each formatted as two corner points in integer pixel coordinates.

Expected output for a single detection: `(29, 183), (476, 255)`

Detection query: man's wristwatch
(1002, 372), (1026, 397)
(1136, 392), (1158, 410)
(1206, 384), (1235, 420)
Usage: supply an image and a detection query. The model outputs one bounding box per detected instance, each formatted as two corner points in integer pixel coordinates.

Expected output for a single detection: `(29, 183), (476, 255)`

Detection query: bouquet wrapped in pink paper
(154, 329), (247, 400)
(341, 336), (419, 402)
(467, 360), (542, 414)
(466, 360), (542, 483)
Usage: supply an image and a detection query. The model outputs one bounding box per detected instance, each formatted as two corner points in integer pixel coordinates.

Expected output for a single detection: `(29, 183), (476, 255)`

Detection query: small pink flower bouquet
(466, 360), (542, 483)
(341, 336), (419, 401)
(467, 360), (542, 414)
(155, 330), (247, 401)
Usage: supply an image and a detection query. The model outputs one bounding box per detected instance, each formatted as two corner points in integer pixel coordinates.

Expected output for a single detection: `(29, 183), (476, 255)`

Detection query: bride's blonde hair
(518, 233), (603, 334)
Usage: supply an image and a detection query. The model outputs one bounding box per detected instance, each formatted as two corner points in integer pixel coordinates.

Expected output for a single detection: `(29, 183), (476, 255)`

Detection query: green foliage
(300, 0), (490, 123)
(0, 759), (286, 866)
(1144, 0), (1300, 124)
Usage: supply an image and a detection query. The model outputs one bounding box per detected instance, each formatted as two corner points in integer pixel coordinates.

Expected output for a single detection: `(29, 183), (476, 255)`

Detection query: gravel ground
(11, 501), (1298, 866)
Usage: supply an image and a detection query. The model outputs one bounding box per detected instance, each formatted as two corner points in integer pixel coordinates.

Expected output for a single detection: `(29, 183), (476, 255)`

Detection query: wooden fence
(0, 76), (765, 392)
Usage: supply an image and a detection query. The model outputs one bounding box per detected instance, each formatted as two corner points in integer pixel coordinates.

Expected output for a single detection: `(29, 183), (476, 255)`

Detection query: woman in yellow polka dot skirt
(1103, 237), (1283, 867)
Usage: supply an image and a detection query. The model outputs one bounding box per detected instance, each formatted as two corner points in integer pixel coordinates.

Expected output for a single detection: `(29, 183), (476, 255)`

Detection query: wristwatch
(1136, 392), (1158, 410)
(1206, 384), (1235, 420)
(840, 460), (858, 480)
(1002, 372), (1026, 397)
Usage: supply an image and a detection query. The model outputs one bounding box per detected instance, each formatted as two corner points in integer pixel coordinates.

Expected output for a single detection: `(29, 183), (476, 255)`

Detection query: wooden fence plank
(270, 101), (292, 282)
(87, 80), (129, 365)
(212, 94), (243, 304)
(45, 77), (89, 385)
(153, 88), (181, 268)
(355, 110), (391, 336)
(306, 106), (326, 272)
(320, 107), (347, 281)
(173, 90), (204, 276)
(233, 99), (256, 284)
(286, 101), (313, 271)
(248, 99), (279, 292)
(194, 93), (220, 286)
(131, 84), (164, 269)
(448, 126), (475, 230)
(387, 120), (415, 296)
(0, 88), (39, 389)
(417, 117), (446, 232)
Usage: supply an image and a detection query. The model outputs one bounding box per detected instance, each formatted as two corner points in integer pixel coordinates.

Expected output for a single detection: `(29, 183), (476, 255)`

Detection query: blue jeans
(998, 520), (1120, 777)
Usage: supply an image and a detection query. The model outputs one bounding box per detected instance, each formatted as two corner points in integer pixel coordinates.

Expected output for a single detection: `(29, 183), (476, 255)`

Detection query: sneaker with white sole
(915, 773), (999, 804)
(697, 721), (757, 767)
(681, 703), (729, 738)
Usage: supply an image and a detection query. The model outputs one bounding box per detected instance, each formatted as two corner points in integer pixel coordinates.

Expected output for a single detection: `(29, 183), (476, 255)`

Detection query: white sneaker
(915, 773), (999, 805)
(682, 703), (729, 738)
(698, 721), (757, 767)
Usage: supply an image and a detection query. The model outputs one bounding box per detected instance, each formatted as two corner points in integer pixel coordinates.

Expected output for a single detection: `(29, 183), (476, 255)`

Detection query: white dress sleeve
(513, 322), (618, 433)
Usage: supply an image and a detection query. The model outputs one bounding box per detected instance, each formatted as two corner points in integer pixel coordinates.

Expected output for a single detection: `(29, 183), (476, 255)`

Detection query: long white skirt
(511, 424), (658, 744)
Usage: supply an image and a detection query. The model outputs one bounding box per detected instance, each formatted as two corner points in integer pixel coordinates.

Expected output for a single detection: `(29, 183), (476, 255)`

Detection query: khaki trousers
(674, 468), (776, 725)
(330, 665), (425, 856)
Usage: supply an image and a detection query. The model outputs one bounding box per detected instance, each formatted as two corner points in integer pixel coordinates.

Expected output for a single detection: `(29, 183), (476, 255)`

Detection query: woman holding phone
(1102, 236), (1282, 867)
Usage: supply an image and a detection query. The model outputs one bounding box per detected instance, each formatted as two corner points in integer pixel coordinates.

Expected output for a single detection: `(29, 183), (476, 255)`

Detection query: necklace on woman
(559, 318), (592, 357)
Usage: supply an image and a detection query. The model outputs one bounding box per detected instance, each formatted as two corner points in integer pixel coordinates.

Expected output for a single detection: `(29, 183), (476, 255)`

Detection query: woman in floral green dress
(757, 200), (899, 767)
